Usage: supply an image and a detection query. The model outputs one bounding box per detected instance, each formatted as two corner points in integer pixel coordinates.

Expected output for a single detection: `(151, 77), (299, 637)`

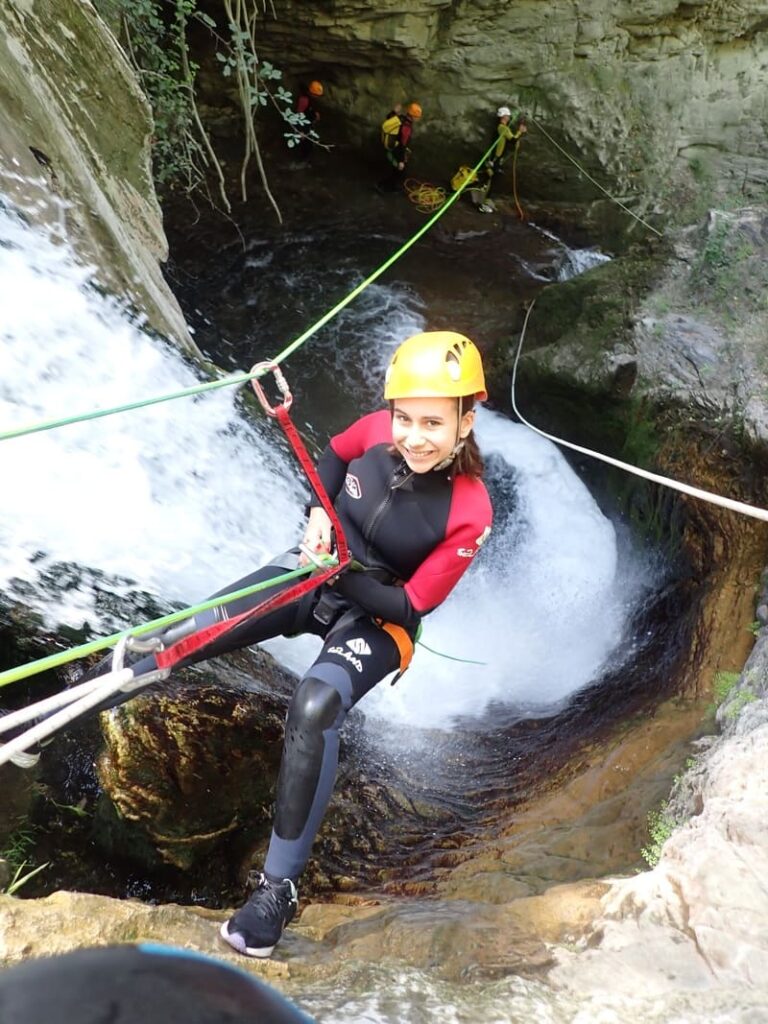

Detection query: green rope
(0, 561), (489, 687)
(0, 561), (328, 689)
(416, 639), (487, 666)
(2, 140), (501, 685)
(0, 140), (499, 444)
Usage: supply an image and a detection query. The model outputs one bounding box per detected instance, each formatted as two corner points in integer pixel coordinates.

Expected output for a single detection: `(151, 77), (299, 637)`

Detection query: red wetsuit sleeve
(394, 120), (412, 163)
(404, 476), (493, 613)
(328, 409), (391, 461)
(310, 410), (390, 507)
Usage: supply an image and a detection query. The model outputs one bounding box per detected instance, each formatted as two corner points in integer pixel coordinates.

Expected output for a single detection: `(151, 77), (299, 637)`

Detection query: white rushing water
(0, 201), (656, 730)
(292, 961), (768, 1024)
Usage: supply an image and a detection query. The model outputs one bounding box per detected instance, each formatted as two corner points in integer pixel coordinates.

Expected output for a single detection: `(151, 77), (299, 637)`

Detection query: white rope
(0, 633), (171, 768)
(511, 301), (768, 523)
(529, 115), (663, 238)
(0, 674), (109, 735)
(0, 665), (169, 769)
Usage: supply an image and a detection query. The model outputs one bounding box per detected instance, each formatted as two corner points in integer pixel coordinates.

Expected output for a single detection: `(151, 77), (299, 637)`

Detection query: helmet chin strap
(433, 397), (465, 472)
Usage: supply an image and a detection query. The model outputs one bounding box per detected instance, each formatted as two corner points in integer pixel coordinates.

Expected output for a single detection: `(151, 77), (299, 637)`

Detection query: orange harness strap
(376, 619), (415, 674)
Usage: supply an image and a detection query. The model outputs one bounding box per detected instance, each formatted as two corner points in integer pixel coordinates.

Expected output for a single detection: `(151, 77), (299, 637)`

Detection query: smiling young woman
(390, 395), (474, 473)
(104, 331), (493, 960)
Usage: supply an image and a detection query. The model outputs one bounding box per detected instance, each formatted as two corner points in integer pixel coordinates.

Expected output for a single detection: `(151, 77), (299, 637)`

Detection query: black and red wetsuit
(124, 409), (492, 883)
(315, 409), (492, 632)
(390, 115), (412, 167)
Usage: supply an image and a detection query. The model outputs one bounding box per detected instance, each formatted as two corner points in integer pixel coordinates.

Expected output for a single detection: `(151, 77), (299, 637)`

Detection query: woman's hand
(299, 506), (333, 566)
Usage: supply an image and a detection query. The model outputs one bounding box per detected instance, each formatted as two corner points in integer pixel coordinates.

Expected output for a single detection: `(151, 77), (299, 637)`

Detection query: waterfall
(0, 201), (657, 731)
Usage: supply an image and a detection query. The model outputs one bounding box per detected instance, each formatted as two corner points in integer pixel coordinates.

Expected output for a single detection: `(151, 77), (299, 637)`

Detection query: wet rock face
(95, 654), (290, 872)
(549, 638), (768, 997)
(0, 0), (197, 355)
(242, 0), (768, 206)
(92, 655), (458, 891)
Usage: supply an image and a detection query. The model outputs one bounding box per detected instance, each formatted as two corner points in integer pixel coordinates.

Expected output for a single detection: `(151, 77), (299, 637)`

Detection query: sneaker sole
(219, 919), (276, 958)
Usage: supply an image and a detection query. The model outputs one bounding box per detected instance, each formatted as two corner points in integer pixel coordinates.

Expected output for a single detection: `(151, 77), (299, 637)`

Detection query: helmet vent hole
(445, 350), (462, 381)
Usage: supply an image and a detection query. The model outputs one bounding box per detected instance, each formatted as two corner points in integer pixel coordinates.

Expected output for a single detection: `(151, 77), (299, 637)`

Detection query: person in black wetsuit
(0, 943), (315, 1022)
(99, 331), (493, 958)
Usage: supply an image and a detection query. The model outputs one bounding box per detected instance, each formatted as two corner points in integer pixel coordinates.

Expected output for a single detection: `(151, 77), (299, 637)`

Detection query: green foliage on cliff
(94, 0), (311, 220)
(641, 803), (677, 868)
(95, 0), (207, 193)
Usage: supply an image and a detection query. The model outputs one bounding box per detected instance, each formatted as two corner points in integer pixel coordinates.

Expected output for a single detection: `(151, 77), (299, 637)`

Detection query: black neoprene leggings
(125, 553), (402, 882)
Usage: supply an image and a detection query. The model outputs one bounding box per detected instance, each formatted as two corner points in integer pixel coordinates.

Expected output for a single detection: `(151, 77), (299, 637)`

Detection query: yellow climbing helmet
(384, 331), (487, 401)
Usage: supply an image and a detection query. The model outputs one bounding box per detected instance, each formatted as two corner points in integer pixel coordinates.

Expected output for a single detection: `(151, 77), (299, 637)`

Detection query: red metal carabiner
(250, 361), (293, 417)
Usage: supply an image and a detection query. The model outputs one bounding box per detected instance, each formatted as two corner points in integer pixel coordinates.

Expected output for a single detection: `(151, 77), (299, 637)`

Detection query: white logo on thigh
(329, 646), (363, 672)
(346, 637), (372, 656)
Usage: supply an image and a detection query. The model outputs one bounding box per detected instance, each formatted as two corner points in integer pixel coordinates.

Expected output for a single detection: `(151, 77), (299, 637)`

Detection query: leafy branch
(96, 0), (320, 221)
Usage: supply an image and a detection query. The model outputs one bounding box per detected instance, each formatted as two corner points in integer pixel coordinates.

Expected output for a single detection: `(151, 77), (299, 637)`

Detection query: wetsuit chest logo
(345, 473), (362, 499)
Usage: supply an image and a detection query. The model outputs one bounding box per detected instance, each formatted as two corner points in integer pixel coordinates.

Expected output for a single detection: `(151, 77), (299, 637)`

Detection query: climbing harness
(511, 300), (768, 524)
(404, 178), (447, 214)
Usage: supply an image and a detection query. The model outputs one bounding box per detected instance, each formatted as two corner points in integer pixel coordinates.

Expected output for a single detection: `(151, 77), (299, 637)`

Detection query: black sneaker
(220, 873), (298, 958)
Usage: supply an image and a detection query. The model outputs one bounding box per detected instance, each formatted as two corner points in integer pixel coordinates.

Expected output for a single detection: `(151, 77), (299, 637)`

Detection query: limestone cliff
(0, 0), (200, 358)
(249, 0), (768, 215)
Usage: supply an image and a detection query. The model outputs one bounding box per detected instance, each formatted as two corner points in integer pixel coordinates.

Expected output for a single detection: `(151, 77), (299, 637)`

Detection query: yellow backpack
(451, 165), (479, 191)
(381, 113), (402, 149)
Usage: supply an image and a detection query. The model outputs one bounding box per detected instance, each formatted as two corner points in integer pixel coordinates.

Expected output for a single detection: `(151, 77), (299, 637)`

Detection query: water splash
(0, 199), (656, 732)
(363, 408), (657, 728)
(0, 204), (305, 627)
(529, 222), (612, 281)
(293, 960), (768, 1024)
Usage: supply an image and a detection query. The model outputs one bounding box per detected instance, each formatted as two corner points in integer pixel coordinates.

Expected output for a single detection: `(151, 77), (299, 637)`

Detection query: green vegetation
(722, 688), (758, 720)
(712, 669), (741, 704)
(1, 825), (37, 868)
(687, 214), (765, 322)
(641, 802), (678, 868)
(1, 825), (49, 896)
(3, 860), (50, 897)
(711, 668), (760, 720)
(688, 155), (712, 185)
(94, 0), (311, 219)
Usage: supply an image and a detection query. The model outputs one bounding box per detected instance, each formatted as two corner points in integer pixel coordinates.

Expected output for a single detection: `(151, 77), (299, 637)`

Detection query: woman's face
(390, 396), (474, 474)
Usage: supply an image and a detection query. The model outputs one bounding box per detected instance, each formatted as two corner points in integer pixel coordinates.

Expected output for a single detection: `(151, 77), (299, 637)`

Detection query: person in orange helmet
(377, 100), (423, 193)
(102, 331), (492, 960)
(293, 80), (324, 162)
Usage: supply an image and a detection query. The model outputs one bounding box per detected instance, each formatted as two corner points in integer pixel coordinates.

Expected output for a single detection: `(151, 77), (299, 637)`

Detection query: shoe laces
(247, 873), (297, 921)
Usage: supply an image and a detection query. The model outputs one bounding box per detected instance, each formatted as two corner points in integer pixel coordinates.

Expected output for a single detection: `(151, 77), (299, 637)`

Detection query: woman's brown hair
(454, 395), (484, 478)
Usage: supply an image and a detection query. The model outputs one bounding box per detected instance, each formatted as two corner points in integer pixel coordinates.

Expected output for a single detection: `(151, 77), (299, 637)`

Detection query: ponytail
(454, 395), (484, 478)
